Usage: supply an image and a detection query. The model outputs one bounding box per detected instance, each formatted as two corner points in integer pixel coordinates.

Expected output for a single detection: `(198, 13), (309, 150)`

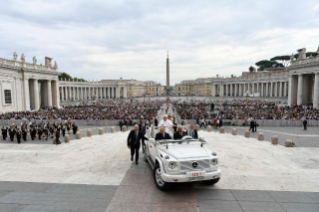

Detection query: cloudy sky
(0, 0), (319, 85)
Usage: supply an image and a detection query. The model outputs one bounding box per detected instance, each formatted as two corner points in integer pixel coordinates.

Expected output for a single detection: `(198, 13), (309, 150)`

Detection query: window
(4, 90), (12, 104)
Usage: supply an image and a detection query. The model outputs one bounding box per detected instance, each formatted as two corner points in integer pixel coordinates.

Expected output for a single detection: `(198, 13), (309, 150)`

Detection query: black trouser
(56, 137), (60, 145)
(200, 123), (206, 128)
(130, 145), (140, 163)
(2, 134), (5, 140)
(10, 136), (14, 141)
(249, 126), (254, 132)
(304, 124), (307, 130)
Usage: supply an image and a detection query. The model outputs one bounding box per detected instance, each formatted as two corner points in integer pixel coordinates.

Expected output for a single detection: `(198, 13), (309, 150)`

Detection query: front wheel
(202, 177), (220, 185)
(153, 165), (173, 191)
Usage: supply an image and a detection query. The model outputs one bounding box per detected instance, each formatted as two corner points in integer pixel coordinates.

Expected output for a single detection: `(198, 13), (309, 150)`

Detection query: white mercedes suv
(144, 126), (221, 191)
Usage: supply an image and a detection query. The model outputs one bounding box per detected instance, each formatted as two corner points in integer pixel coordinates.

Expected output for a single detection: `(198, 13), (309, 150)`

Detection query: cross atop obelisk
(166, 51), (170, 101)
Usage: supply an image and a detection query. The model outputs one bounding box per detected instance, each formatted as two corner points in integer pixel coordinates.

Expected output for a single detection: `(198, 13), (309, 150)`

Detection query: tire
(153, 165), (173, 191)
(202, 177), (220, 185)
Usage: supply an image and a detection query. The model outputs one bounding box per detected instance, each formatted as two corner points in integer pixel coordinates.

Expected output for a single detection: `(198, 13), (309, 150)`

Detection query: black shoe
(136, 161), (138, 165)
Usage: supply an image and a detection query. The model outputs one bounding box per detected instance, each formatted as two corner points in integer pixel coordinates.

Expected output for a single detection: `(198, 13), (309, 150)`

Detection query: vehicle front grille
(180, 160), (210, 171)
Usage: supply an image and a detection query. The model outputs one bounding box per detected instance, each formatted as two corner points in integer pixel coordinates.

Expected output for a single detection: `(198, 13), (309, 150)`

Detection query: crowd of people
(0, 101), (164, 121)
(1, 120), (78, 145)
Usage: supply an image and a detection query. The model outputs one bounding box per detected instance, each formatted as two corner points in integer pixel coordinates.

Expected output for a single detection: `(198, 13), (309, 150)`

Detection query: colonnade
(28, 79), (59, 110)
(212, 81), (289, 98)
(288, 73), (319, 108)
(59, 86), (127, 101)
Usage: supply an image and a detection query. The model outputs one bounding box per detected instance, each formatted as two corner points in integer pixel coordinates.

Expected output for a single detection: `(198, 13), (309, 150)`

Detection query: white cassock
(158, 119), (173, 138)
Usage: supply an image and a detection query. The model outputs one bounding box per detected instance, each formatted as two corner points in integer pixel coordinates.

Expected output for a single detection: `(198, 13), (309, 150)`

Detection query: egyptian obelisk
(166, 51), (170, 101)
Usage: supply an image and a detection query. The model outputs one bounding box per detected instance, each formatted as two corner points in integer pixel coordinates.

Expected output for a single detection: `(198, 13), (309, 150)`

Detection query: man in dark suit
(127, 125), (148, 164)
(249, 118), (255, 133)
(139, 119), (148, 135)
(55, 129), (61, 145)
(155, 126), (171, 140)
(154, 118), (158, 127)
(2, 126), (7, 140)
(190, 124), (198, 139)
(174, 126), (186, 140)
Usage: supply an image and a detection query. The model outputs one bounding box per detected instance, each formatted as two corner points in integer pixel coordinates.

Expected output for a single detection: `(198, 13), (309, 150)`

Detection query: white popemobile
(143, 125), (221, 191)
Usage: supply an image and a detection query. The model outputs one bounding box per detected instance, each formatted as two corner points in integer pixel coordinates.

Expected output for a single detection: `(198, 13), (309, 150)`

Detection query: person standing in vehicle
(190, 124), (198, 139)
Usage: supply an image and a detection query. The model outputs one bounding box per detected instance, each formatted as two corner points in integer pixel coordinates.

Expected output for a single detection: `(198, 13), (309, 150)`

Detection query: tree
(59, 72), (72, 81)
(248, 66), (256, 73)
(58, 72), (86, 82)
(270, 55), (291, 67)
(255, 60), (278, 71)
(73, 77), (86, 82)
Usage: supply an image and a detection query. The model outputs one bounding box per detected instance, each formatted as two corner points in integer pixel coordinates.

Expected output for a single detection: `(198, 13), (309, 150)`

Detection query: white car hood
(159, 144), (210, 159)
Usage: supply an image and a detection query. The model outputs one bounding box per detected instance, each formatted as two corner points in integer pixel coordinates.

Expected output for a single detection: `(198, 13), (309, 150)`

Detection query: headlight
(211, 158), (218, 166)
(168, 161), (177, 169)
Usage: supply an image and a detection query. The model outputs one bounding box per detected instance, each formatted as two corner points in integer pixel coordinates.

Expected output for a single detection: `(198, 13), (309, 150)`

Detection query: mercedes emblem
(192, 162), (198, 168)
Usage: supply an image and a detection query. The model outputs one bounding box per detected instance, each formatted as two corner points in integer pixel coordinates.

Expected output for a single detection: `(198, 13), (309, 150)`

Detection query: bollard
(76, 132), (81, 139)
(285, 139), (295, 147)
(271, 135), (278, 145)
(245, 130), (250, 138)
(232, 128), (237, 135)
(87, 129), (92, 137)
(122, 125), (127, 132)
(99, 128), (104, 135)
(111, 127), (116, 133)
(65, 135), (70, 143)
(219, 127), (225, 133)
(258, 132), (264, 141)
(195, 124), (200, 131)
(207, 125), (212, 132)
(53, 138), (56, 144)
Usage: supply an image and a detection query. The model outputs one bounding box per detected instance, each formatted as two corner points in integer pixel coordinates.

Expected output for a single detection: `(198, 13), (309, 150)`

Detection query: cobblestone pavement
(201, 126), (319, 147)
(0, 181), (118, 212)
(0, 153), (318, 212)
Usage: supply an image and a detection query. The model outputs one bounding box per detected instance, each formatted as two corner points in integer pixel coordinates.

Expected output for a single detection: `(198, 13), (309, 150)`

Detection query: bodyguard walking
(127, 125), (148, 164)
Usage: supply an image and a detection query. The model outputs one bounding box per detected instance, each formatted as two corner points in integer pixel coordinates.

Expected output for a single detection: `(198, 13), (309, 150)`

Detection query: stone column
(284, 82), (287, 97)
(266, 83), (269, 97)
(313, 73), (319, 108)
(270, 82), (273, 97)
(33, 79), (40, 110)
(261, 83), (264, 97)
(47, 80), (52, 107)
(288, 75), (293, 106)
(61, 87), (64, 100)
(117, 87), (120, 98)
(279, 82), (282, 97)
(73, 87), (75, 100)
(212, 84), (215, 96)
(52, 80), (59, 108)
(226, 84), (228, 96)
(257, 83), (259, 94)
(274, 82), (277, 97)
(77, 87), (79, 100)
(124, 87), (127, 98)
(239, 84), (242, 96)
(219, 84), (223, 97)
(297, 74), (303, 105)
(230, 84), (233, 96)
(234, 84), (237, 97)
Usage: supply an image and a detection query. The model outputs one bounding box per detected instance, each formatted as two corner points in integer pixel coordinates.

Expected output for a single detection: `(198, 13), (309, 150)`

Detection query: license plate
(187, 171), (206, 178)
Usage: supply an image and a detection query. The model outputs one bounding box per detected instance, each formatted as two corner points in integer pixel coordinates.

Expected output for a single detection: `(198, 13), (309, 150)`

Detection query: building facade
(0, 53), (59, 112)
(288, 48), (319, 108)
(211, 70), (289, 98)
(175, 78), (212, 96)
(59, 78), (162, 101)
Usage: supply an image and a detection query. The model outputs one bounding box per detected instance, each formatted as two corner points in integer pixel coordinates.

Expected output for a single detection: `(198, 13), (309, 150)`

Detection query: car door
(148, 138), (157, 163)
